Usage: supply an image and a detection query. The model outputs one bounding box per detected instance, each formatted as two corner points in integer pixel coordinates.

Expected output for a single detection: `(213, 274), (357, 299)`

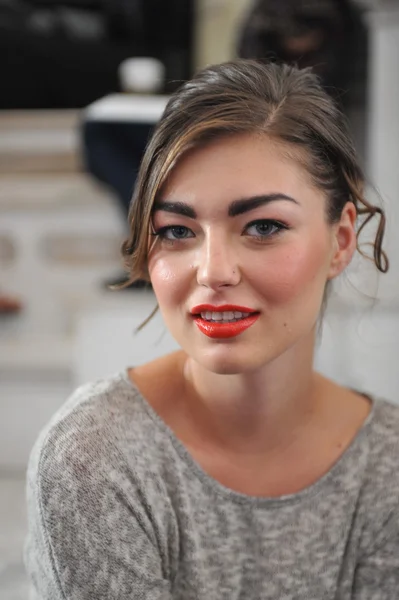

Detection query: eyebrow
(228, 194), (299, 217)
(153, 194), (299, 219)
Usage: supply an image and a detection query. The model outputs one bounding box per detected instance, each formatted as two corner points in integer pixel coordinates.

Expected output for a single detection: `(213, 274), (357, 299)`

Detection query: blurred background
(1, 0), (399, 596)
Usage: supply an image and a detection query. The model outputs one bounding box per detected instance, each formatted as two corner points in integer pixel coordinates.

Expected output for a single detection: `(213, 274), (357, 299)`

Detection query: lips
(190, 304), (259, 339)
(191, 304), (257, 315)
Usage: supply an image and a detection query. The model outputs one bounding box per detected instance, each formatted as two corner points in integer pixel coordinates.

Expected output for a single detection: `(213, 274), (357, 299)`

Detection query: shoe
(0, 294), (22, 314)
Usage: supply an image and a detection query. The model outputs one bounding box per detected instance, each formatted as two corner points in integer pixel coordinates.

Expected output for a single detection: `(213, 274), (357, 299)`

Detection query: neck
(180, 333), (322, 456)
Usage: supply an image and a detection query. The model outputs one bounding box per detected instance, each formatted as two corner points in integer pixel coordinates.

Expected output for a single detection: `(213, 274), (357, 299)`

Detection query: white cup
(118, 57), (165, 94)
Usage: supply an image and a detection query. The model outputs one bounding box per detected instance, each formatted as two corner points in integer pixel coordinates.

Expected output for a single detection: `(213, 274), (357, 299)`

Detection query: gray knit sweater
(25, 371), (399, 599)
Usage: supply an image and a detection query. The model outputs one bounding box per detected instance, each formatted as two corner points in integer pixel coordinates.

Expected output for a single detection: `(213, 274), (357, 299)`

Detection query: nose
(196, 231), (241, 289)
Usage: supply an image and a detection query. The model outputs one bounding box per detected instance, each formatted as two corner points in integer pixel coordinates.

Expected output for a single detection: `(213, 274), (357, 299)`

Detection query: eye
(244, 219), (287, 240)
(152, 225), (195, 241)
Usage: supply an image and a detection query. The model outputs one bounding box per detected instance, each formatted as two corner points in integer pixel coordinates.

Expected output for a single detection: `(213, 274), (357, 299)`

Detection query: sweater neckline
(119, 369), (376, 507)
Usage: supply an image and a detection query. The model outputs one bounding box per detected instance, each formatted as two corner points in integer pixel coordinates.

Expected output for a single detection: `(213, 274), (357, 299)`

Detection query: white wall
(367, 5), (399, 295)
(194, 0), (251, 68)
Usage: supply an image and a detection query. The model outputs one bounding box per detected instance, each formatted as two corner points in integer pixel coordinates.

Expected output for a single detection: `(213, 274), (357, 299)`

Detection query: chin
(194, 343), (271, 375)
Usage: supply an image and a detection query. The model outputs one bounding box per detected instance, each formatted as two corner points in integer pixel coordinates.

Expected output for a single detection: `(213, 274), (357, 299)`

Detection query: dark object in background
(0, 0), (194, 109)
(238, 0), (367, 108)
(82, 119), (154, 290)
(0, 292), (22, 314)
(82, 120), (153, 217)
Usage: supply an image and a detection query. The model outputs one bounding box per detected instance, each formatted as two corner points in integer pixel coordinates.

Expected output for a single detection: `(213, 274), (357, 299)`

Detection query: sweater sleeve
(352, 509), (399, 599)
(24, 420), (173, 600)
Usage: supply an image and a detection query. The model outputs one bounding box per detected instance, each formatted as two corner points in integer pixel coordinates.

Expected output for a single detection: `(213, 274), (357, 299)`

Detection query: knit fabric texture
(25, 371), (399, 599)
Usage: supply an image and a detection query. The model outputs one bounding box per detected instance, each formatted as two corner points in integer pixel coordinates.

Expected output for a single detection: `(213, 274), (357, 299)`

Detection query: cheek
(254, 241), (330, 304)
(148, 255), (188, 303)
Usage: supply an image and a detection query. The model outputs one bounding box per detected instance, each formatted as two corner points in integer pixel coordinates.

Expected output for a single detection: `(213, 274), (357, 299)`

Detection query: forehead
(161, 133), (318, 205)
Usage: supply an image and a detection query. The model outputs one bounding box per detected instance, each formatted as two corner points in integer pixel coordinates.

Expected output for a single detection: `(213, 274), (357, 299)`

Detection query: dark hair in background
(237, 0), (367, 107)
(121, 59), (388, 289)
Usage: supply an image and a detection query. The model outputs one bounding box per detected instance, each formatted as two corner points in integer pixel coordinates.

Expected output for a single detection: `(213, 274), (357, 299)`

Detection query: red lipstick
(190, 304), (259, 339)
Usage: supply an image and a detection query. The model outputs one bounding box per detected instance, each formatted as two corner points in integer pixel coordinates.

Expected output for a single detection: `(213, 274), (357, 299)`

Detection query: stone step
(0, 476), (29, 595)
(0, 110), (81, 173)
(0, 370), (74, 472)
(0, 110), (79, 131)
(0, 172), (112, 211)
(0, 333), (73, 374)
(0, 172), (125, 290)
(73, 291), (179, 386)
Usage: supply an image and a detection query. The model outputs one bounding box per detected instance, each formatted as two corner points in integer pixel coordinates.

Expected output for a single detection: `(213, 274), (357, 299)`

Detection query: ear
(327, 202), (357, 280)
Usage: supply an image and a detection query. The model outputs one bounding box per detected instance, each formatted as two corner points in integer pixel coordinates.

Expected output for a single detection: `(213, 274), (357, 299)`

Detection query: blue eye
(245, 220), (287, 239)
(153, 225), (194, 241)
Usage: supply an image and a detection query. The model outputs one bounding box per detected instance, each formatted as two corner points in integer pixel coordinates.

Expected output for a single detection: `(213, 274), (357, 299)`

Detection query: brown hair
(121, 59), (388, 286)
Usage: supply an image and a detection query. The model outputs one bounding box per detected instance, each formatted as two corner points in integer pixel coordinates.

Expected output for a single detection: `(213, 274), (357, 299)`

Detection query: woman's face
(148, 133), (355, 374)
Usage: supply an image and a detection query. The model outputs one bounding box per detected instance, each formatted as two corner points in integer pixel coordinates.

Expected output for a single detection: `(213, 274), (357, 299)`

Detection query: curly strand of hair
(108, 240), (140, 291)
(356, 209), (386, 272)
(134, 304), (159, 333)
(344, 172), (389, 274)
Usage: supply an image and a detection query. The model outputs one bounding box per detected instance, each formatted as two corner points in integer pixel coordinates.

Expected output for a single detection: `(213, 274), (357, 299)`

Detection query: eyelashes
(244, 219), (288, 240)
(151, 225), (195, 241)
(151, 219), (289, 244)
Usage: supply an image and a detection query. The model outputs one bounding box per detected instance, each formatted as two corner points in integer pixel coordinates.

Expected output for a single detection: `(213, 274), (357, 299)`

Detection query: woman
(25, 60), (398, 599)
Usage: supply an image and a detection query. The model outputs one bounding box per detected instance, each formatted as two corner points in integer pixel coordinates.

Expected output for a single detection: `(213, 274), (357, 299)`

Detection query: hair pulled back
(122, 59), (388, 284)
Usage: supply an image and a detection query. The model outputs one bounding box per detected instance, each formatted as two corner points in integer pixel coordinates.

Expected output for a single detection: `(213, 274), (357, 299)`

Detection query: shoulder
(357, 397), (399, 553)
(27, 372), (167, 502)
(25, 373), (179, 596)
(26, 371), (180, 548)
(367, 397), (399, 466)
(363, 397), (399, 503)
